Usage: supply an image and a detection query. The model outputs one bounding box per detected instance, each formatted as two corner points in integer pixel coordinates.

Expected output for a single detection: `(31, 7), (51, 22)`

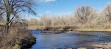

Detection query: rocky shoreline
(66, 42), (111, 49)
(88, 42), (111, 49)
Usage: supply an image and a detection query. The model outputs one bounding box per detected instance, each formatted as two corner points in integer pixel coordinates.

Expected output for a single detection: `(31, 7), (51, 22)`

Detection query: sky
(27, 0), (111, 19)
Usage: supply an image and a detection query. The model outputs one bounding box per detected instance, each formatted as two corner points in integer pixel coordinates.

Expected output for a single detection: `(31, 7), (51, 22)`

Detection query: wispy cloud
(45, 11), (51, 14)
(45, 0), (56, 2)
(39, 0), (56, 2)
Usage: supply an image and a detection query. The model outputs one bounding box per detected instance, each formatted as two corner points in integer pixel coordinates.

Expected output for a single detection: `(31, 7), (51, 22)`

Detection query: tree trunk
(6, 13), (10, 33)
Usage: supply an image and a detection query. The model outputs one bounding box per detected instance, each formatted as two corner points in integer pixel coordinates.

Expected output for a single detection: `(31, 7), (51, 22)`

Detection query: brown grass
(0, 26), (36, 49)
(28, 25), (111, 31)
(28, 25), (78, 31)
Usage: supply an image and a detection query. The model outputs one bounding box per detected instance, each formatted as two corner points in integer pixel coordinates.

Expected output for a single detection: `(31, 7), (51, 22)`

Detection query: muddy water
(29, 30), (111, 49)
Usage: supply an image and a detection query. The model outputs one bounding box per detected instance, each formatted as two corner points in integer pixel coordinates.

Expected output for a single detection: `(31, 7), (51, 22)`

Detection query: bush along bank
(20, 36), (36, 49)
(13, 35), (36, 49)
(0, 28), (36, 49)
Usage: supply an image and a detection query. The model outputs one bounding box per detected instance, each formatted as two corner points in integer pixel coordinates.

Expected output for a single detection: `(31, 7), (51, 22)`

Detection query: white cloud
(39, 0), (56, 2)
(45, 11), (50, 14)
(44, 0), (56, 2)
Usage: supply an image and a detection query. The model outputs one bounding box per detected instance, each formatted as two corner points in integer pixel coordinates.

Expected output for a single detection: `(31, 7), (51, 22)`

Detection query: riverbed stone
(68, 48), (73, 49)
(78, 48), (86, 49)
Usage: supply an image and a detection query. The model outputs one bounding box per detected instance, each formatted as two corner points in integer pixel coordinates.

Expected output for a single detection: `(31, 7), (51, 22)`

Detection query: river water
(28, 30), (111, 49)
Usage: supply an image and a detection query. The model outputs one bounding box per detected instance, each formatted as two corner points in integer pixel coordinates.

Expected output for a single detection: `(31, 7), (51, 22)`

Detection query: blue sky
(27, 0), (111, 19)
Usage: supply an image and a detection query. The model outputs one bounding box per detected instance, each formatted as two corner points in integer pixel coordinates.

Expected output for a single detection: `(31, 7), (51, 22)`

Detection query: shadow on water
(28, 30), (111, 49)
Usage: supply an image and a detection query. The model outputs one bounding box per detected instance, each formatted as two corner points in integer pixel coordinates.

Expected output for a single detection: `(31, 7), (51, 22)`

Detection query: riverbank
(92, 43), (111, 48)
(13, 34), (36, 49)
(12, 37), (36, 49)
(76, 28), (111, 31)
(82, 42), (111, 49)
(28, 26), (111, 32)
(0, 28), (36, 49)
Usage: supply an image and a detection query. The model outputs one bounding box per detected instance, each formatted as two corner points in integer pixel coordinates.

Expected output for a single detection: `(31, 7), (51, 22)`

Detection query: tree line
(28, 2), (111, 30)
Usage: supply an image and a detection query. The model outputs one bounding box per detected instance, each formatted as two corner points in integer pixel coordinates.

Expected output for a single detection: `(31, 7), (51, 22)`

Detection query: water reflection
(28, 30), (111, 49)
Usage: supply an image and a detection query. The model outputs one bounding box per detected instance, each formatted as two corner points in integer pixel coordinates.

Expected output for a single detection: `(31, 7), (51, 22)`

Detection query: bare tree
(29, 18), (38, 26)
(0, 0), (38, 33)
(104, 2), (111, 22)
(40, 15), (52, 27)
(74, 5), (96, 24)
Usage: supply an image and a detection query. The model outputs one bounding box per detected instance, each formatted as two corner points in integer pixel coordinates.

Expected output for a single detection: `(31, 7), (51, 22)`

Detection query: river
(28, 30), (111, 49)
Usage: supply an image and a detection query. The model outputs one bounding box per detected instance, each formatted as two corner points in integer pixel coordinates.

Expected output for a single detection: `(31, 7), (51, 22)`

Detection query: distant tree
(40, 15), (52, 27)
(29, 18), (38, 26)
(50, 16), (56, 26)
(60, 16), (66, 25)
(104, 2), (111, 22)
(0, 0), (38, 33)
(75, 5), (96, 24)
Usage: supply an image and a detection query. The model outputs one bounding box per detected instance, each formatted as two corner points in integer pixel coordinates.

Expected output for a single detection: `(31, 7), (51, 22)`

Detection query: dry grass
(28, 25), (78, 31)
(28, 25), (111, 31)
(0, 26), (36, 49)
